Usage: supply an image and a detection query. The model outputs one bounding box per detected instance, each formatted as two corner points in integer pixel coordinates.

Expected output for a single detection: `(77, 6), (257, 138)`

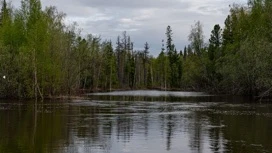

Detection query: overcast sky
(13, 0), (247, 56)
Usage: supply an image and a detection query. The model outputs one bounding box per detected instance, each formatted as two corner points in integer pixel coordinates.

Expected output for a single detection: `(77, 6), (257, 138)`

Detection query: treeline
(182, 0), (272, 97)
(0, 0), (272, 99)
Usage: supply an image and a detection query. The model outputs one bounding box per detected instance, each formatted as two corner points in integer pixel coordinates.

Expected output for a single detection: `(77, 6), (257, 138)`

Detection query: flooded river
(0, 90), (272, 153)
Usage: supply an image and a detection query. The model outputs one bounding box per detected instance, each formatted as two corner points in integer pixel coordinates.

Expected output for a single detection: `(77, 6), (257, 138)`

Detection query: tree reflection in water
(0, 93), (272, 153)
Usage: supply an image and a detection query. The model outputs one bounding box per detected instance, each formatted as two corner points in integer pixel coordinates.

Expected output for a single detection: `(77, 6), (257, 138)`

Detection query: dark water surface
(1, 90), (272, 153)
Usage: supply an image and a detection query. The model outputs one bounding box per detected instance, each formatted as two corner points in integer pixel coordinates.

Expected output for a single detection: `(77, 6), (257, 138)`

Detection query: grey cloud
(31, 0), (249, 55)
(76, 0), (187, 9)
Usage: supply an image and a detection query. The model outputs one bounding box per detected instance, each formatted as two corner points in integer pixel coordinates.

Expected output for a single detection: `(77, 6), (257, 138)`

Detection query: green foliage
(215, 0), (272, 96)
(1, 0), (272, 98)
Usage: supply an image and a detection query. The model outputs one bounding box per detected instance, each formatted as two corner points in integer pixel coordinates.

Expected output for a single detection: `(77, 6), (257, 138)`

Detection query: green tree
(206, 24), (222, 91)
(143, 42), (149, 86)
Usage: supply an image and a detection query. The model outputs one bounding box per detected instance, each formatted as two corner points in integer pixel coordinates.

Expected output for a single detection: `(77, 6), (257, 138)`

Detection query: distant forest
(0, 0), (272, 99)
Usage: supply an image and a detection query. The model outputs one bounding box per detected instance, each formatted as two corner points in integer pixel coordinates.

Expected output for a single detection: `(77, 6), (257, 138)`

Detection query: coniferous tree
(143, 42), (149, 86)
(206, 24), (222, 90)
(116, 35), (122, 87)
(183, 46), (187, 60)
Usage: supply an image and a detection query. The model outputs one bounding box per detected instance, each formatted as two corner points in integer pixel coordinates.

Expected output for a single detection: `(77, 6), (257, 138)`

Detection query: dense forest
(0, 0), (272, 99)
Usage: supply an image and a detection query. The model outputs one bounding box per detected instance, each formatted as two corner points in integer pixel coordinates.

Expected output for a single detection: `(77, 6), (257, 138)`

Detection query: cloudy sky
(14, 0), (247, 56)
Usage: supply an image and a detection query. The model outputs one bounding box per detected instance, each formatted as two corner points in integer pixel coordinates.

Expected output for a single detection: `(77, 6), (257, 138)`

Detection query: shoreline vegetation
(1, 0), (272, 101)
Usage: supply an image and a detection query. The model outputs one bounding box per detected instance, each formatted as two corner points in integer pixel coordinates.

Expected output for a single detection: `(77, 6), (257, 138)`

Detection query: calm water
(1, 90), (272, 153)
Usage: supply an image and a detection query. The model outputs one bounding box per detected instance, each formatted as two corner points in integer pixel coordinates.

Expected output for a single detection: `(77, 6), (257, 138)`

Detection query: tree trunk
(33, 49), (43, 100)
(110, 63), (112, 92)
